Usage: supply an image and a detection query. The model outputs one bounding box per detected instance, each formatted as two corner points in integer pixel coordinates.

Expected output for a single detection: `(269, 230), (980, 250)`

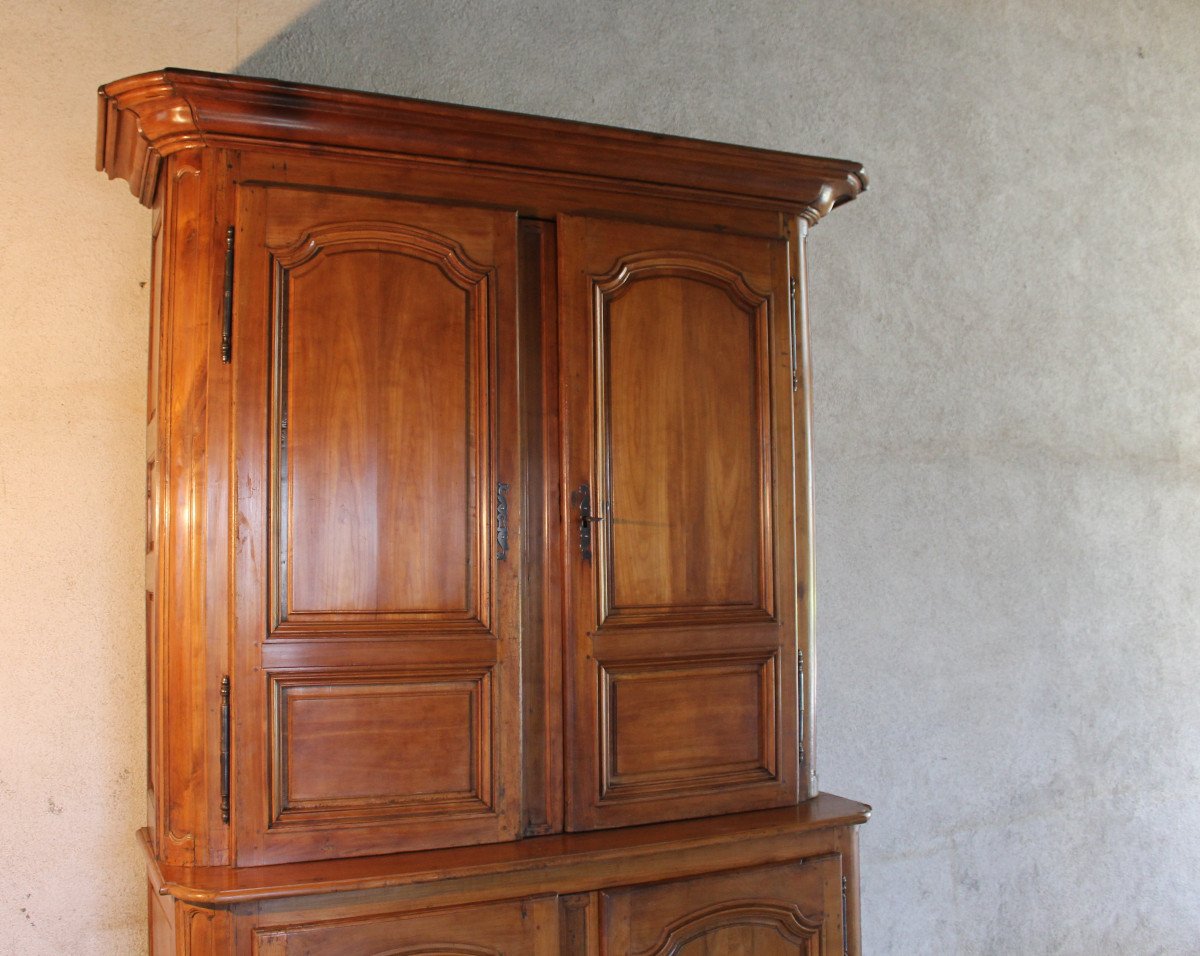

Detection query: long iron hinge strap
(219, 675), (230, 823)
(496, 481), (510, 560)
(788, 276), (799, 392)
(842, 875), (850, 956)
(221, 226), (235, 364)
(798, 650), (806, 768)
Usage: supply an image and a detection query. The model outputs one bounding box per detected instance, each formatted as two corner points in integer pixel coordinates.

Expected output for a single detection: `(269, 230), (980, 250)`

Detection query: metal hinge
(219, 675), (230, 823)
(842, 875), (849, 956)
(221, 226), (234, 363)
(496, 481), (510, 561)
(788, 276), (799, 392)
(798, 650), (806, 768)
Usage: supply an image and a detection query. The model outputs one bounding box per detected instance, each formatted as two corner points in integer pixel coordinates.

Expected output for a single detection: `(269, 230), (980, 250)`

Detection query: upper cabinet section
(96, 69), (866, 219)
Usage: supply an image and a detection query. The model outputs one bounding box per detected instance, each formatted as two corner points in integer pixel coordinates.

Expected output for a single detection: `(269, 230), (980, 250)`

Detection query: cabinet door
(601, 858), (843, 955)
(231, 185), (521, 865)
(254, 896), (560, 955)
(559, 215), (800, 830)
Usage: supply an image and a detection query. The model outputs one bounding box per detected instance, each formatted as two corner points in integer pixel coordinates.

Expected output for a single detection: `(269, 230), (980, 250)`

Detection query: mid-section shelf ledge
(143, 792), (870, 906)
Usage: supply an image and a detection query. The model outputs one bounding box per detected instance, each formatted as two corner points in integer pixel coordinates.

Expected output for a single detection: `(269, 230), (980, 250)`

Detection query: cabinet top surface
(144, 793), (870, 905)
(97, 67), (866, 213)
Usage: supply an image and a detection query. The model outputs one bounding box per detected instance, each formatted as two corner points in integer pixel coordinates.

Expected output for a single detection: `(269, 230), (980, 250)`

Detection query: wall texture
(1, 2), (1196, 953)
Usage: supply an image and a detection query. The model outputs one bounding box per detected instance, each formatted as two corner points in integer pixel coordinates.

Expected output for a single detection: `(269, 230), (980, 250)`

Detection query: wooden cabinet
(98, 68), (869, 954)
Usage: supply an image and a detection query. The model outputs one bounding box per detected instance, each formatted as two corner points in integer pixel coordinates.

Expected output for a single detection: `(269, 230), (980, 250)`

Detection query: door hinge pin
(496, 481), (510, 561)
(842, 874), (850, 956)
(221, 226), (235, 364)
(788, 276), (799, 392)
(219, 675), (230, 823)
(798, 650), (806, 768)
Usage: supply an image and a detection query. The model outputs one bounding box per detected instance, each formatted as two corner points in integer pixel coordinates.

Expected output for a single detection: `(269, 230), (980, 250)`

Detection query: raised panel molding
(637, 899), (821, 956)
(269, 221), (494, 636)
(268, 668), (495, 828)
(592, 251), (776, 629)
(598, 651), (779, 803)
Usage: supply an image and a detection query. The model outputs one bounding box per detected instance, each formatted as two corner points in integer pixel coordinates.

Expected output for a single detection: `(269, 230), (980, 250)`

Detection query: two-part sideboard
(97, 68), (870, 955)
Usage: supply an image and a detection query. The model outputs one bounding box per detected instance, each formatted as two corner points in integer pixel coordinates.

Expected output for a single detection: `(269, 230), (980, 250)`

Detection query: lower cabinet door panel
(601, 857), (844, 956)
(252, 896), (560, 956)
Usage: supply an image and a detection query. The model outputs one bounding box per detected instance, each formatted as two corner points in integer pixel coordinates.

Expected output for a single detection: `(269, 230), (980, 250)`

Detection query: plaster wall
(0, 2), (1196, 953)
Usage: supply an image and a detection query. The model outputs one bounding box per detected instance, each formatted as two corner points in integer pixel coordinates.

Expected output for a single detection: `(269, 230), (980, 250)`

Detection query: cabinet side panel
(147, 880), (173, 956)
(145, 200), (164, 844)
(154, 150), (231, 866)
(790, 218), (817, 799)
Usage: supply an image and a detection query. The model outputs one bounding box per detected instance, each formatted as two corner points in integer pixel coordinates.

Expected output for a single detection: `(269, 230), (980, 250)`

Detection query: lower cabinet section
(145, 794), (868, 956)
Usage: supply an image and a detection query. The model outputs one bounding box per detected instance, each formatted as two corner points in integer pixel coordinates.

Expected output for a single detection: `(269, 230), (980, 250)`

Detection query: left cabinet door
(230, 185), (522, 865)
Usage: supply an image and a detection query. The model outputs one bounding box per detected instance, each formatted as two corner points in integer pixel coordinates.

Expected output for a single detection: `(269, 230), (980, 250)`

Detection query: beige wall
(2, 2), (1197, 953)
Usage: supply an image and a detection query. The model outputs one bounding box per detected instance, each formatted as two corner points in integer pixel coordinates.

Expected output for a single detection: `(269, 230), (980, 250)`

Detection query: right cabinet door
(559, 214), (801, 831)
(601, 857), (844, 955)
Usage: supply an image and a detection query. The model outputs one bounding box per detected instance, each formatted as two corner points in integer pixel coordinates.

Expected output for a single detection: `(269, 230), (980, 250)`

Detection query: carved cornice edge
(97, 69), (868, 216)
(97, 72), (207, 207)
(800, 168), (868, 227)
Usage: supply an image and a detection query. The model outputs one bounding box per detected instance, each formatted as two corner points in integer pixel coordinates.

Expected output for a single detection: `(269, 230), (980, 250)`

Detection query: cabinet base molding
(144, 793), (868, 954)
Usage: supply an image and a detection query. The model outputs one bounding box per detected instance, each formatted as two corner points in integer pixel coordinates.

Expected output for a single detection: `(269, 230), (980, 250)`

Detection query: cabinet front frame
(148, 144), (817, 866)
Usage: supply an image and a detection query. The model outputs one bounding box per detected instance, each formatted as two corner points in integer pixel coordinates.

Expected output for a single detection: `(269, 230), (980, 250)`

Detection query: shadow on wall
(234, 0), (826, 149)
(235, 0), (651, 120)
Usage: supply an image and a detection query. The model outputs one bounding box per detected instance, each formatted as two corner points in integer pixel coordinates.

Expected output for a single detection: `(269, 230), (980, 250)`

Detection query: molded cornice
(97, 69), (866, 216)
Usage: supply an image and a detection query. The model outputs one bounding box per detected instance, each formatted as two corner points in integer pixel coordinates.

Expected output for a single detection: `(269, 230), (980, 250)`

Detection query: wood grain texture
(598, 252), (771, 621)
(271, 670), (491, 818)
(599, 654), (777, 799)
(277, 227), (486, 621)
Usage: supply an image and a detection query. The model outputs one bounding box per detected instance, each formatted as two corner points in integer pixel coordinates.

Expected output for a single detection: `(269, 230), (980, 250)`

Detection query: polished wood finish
(230, 186), (522, 865)
(137, 798), (868, 955)
(97, 70), (865, 214)
(98, 68), (868, 955)
(560, 216), (800, 831)
(140, 795), (868, 905)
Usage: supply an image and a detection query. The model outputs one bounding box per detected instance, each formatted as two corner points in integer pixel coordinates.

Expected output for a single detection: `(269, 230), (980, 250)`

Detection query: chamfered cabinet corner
(98, 67), (869, 955)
